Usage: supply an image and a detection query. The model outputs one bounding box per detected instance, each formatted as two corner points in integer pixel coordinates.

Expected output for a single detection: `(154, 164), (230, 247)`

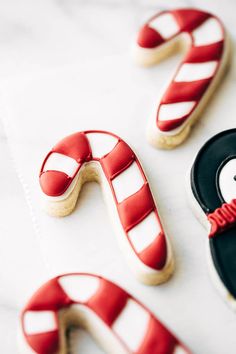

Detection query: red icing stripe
(24, 277), (72, 311)
(139, 229), (167, 270)
(184, 42), (224, 63)
(39, 170), (73, 197)
(137, 316), (177, 354)
(118, 183), (155, 232)
(137, 24), (164, 49)
(101, 140), (135, 180)
(161, 79), (211, 103)
(87, 278), (128, 326)
(25, 331), (59, 354)
(157, 116), (188, 132)
(172, 9), (210, 32)
(52, 132), (91, 162)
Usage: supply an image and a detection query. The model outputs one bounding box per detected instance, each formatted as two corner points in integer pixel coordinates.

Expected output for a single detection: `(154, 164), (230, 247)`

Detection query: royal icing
(218, 158), (236, 204)
(39, 131), (171, 276)
(21, 273), (191, 354)
(136, 8), (227, 134)
(206, 157), (236, 237)
(208, 200), (236, 238)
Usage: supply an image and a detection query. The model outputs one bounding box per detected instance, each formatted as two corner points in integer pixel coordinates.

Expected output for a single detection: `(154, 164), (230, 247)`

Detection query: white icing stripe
(58, 275), (100, 303)
(175, 61), (218, 82)
(159, 102), (195, 121)
(44, 152), (79, 177)
(86, 132), (118, 158)
(128, 211), (161, 253)
(149, 13), (179, 39)
(192, 18), (223, 46)
(24, 311), (57, 335)
(112, 162), (144, 203)
(218, 158), (236, 203)
(112, 299), (150, 351)
(174, 346), (189, 354)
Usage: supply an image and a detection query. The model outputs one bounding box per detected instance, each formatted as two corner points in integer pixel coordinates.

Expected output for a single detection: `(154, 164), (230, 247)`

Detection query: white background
(0, 0), (236, 353)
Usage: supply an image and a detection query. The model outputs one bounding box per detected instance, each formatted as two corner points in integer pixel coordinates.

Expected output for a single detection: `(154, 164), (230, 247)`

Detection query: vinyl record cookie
(134, 8), (230, 149)
(39, 130), (173, 285)
(19, 273), (191, 354)
(188, 129), (236, 309)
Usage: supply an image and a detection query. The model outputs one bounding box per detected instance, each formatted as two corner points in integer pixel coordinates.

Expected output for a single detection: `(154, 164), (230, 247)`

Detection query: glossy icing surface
(39, 131), (168, 271)
(190, 129), (236, 299)
(207, 200), (236, 238)
(21, 273), (190, 354)
(137, 8), (226, 132)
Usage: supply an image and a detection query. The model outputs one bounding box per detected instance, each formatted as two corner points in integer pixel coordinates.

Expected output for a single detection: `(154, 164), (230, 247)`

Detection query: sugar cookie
(39, 131), (173, 285)
(134, 8), (230, 149)
(19, 273), (190, 354)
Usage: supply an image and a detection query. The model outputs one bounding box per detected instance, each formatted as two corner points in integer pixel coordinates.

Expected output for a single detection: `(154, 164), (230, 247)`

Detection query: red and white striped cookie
(39, 131), (173, 285)
(20, 273), (191, 354)
(134, 8), (230, 149)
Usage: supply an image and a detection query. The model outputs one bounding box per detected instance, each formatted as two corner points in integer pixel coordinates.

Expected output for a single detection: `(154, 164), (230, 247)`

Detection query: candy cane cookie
(19, 273), (191, 354)
(187, 129), (236, 310)
(134, 8), (230, 149)
(39, 131), (173, 285)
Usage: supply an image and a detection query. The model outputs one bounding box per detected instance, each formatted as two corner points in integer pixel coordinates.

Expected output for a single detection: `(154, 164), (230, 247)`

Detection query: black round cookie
(190, 129), (236, 303)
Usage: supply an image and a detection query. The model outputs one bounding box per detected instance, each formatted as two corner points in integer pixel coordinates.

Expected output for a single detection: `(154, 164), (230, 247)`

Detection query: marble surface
(0, 1), (236, 353)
